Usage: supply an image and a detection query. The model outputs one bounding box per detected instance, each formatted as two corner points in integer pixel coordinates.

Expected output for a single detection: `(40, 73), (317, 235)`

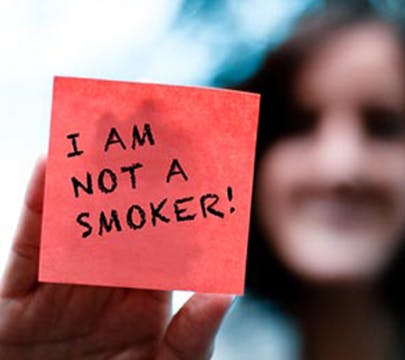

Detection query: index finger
(0, 158), (46, 298)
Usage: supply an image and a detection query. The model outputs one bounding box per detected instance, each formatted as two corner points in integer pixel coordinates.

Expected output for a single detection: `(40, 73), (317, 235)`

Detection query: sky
(0, 0), (324, 311)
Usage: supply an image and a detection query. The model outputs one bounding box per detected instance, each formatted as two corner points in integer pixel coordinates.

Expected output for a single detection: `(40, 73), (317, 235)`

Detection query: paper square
(39, 77), (260, 294)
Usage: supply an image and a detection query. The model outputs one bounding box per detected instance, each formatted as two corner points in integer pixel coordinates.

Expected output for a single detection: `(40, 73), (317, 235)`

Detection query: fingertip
(192, 293), (236, 309)
(177, 293), (235, 335)
(25, 156), (47, 214)
(159, 293), (234, 359)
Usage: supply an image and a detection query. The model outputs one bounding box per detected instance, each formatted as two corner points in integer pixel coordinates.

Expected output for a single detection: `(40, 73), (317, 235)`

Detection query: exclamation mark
(227, 186), (235, 214)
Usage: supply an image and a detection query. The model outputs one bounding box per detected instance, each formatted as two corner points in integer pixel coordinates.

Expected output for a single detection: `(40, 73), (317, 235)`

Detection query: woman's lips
(297, 196), (384, 228)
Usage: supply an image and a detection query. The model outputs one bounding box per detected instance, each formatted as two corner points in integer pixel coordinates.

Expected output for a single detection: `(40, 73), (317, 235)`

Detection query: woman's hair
(237, 5), (405, 314)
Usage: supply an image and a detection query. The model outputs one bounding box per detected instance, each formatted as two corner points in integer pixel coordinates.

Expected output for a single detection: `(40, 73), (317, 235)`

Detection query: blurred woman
(215, 7), (405, 360)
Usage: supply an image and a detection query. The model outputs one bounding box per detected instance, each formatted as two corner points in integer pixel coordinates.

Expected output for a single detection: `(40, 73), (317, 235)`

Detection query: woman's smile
(296, 194), (387, 229)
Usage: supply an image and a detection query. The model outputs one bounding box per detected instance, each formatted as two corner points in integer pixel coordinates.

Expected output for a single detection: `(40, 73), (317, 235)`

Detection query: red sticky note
(39, 77), (260, 294)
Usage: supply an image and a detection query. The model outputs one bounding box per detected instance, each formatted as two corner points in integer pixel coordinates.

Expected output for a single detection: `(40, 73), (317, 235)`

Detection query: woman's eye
(281, 107), (318, 137)
(363, 107), (405, 140)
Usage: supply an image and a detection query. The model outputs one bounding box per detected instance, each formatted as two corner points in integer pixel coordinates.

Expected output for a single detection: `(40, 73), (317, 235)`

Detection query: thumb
(0, 157), (46, 297)
(157, 293), (234, 360)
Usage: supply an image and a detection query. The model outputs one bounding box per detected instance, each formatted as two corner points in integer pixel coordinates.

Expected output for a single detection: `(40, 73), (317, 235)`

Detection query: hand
(0, 158), (233, 360)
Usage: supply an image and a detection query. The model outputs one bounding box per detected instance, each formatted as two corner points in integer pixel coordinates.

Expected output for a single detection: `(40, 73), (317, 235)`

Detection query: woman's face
(256, 22), (405, 284)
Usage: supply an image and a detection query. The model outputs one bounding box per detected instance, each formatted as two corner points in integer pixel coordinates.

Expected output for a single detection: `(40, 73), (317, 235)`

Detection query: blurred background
(0, 0), (403, 310)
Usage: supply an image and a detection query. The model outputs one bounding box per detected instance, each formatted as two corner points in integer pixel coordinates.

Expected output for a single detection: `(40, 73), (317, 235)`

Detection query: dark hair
(237, 6), (405, 316)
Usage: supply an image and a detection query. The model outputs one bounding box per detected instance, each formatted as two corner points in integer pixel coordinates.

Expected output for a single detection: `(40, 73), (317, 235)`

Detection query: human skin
(254, 21), (405, 360)
(256, 22), (405, 285)
(0, 158), (233, 360)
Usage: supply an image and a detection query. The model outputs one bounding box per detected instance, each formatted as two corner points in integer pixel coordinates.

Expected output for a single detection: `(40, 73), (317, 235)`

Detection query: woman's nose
(312, 111), (367, 186)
